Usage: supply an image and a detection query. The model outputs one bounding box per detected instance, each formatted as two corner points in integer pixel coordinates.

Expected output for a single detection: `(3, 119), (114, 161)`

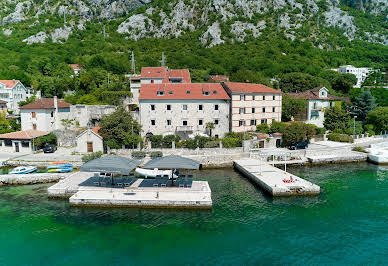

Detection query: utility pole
(131, 51), (136, 74)
(160, 52), (165, 67)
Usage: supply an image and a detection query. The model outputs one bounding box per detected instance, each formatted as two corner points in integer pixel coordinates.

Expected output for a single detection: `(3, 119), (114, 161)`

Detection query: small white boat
(9, 166), (37, 175)
(135, 168), (175, 179)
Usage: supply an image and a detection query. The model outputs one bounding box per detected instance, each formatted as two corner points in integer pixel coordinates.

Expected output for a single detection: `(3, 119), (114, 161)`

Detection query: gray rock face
(200, 22), (224, 47)
(231, 21), (266, 41)
(324, 5), (357, 40)
(3, 28), (13, 36)
(2, 1), (31, 24)
(51, 26), (72, 43)
(22, 31), (48, 44)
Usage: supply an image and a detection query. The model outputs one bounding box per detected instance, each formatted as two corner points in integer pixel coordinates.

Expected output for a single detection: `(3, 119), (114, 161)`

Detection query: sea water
(0, 163), (387, 265)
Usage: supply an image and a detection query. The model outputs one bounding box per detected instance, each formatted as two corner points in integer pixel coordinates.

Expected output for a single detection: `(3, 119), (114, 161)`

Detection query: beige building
(139, 83), (230, 139)
(222, 82), (282, 133)
(76, 126), (103, 153)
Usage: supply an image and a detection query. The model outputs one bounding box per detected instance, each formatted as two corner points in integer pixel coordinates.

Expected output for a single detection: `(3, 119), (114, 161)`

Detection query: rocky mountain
(1, 0), (387, 46)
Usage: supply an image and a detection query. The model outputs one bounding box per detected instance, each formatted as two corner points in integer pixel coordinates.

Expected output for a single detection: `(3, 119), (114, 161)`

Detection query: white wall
(21, 108), (72, 131)
(0, 139), (32, 153)
(0, 81), (29, 113)
(306, 100), (334, 127)
(140, 99), (230, 138)
(76, 130), (103, 153)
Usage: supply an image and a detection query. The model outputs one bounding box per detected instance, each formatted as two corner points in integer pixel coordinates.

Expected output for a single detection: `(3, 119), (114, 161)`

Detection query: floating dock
(48, 172), (212, 209)
(234, 159), (320, 196)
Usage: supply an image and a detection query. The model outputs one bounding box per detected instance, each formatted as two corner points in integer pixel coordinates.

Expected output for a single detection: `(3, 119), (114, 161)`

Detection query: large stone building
(222, 82), (282, 133)
(139, 83), (230, 139)
(0, 80), (33, 113)
(288, 87), (348, 127)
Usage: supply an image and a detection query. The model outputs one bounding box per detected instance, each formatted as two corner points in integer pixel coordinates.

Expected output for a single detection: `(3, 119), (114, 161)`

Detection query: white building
(0, 129), (48, 153)
(0, 80), (32, 113)
(20, 97), (116, 132)
(288, 87), (348, 128)
(222, 82), (282, 133)
(139, 83), (230, 139)
(338, 65), (376, 88)
(76, 126), (103, 153)
(69, 64), (83, 76)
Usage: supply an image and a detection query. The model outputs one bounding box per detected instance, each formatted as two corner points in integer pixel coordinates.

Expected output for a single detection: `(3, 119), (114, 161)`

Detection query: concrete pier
(48, 172), (212, 209)
(234, 159), (320, 196)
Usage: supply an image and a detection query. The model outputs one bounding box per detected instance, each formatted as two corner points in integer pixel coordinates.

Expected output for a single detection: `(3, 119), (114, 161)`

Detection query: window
(183, 120), (188, 126)
(250, 120), (256, 126)
(33, 124), (37, 130)
(151, 80), (154, 84)
(186, 90), (191, 94)
(203, 91), (210, 96)
(51, 111), (54, 118)
(252, 107), (255, 113)
(215, 104), (219, 111)
(199, 119), (203, 126)
(32, 112), (36, 118)
(183, 105), (188, 110)
(214, 119), (219, 125)
(239, 107), (245, 114)
(262, 107), (265, 113)
(167, 120), (171, 126)
(313, 103), (317, 109)
(240, 95), (244, 101)
(273, 95), (276, 100)
(215, 134), (219, 139)
(151, 105), (155, 111)
(263, 96), (266, 100)
(151, 120), (156, 126)
(252, 95), (255, 100)
(157, 91), (165, 96)
(261, 119), (267, 124)
(21, 141), (29, 148)
(4, 140), (12, 147)
(167, 105), (171, 111)
(272, 107), (275, 112)
(168, 90), (174, 95)
(199, 105), (203, 111)
(213, 90), (218, 94)
(239, 120), (245, 127)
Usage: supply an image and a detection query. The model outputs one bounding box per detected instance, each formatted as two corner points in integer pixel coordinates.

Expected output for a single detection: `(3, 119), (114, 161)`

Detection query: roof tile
(224, 82), (281, 94)
(0, 130), (48, 140)
(20, 98), (71, 110)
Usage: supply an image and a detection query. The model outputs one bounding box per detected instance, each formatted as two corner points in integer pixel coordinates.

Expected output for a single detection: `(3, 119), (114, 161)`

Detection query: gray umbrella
(142, 155), (200, 170)
(80, 155), (141, 175)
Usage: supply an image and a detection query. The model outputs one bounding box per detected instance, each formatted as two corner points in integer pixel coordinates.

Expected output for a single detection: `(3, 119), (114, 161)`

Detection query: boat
(49, 161), (69, 165)
(47, 164), (73, 170)
(135, 168), (175, 179)
(48, 168), (73, 173)
(9, 166), (37, 175)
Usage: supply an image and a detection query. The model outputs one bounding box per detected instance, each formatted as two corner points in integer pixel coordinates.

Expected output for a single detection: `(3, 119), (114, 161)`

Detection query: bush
(315, 127), (326, 135)
(162, 135), (180, 148)
(82, 151), (103, 162)
(35, 132), (57, 149)
(269, 121), (287, 133)
(282, 122), (316, 146)
(195, 136), (209, 148)
(352, 146), (367, 153)
(124, 134), (143, 149)
(132, 151), (146, 158)
(150, 135), (163, 148)
(184, 139), (198, 149)
(256, 123), (269, 133)
(150, 151), (163, 158)
(204, 140), (220, 148)
(327, 133), (354, 143)
(222, 137), (242, 148)
(364, 124), (375, 136)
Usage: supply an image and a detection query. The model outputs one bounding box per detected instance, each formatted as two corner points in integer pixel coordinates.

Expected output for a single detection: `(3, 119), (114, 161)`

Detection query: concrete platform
(0, 172), (72, 186)
(47, 172), (94, 198)
(234, 159), (320, 196)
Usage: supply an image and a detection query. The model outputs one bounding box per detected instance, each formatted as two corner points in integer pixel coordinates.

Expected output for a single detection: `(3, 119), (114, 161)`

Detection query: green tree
(366, 107), (388, 134)
(0, 112), (11, 134)
(350, 90), (377, 121)
(282, 122), (316, 146)
(256, 123), (269, 133)
(99, 106), (142, 149)
(205, 122), (215, 137)
(323, 105), (351, 133)
(282, 94), (307, 121)
(279, 72), (329, 92)
(331, 74), (357, 94)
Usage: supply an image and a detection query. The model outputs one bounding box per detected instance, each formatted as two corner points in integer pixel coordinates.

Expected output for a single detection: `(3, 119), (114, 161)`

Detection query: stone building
(139, 83), (230, 139)
(0, 129), (48, 153)
(222, 82), (282, 133)
(76, 126), (103, 153)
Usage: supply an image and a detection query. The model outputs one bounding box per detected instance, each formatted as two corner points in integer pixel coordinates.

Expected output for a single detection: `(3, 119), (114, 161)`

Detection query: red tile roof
(288, 87), (349, 101)
(0, 80), (19, 88)
(139, 83), (230, 100)
(69, 64), (82, 70)
(92, 126), (101, 136)
(20, 98), (71, 110)
(224, 82), (281, 94)
(0, 100), (7, 104)
(140, 67), (191, 83)
(0, 129), (48, 140)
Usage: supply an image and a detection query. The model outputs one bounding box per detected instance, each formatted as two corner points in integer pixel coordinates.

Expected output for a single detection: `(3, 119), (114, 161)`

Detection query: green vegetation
(281, 122), (316, 146)
(131, 151), (146, 158)
(352, 146), (368, 153)
(366, 107), (388, 134)
(281, 94), (307, 122)
(324, 105), (351, 133)
(35, 132), (57, 149)
(82, 151), (103, 162)
(350, 90), (376, 121)
(256, 123), (269, 133)
(150, 151), (163, 158)
(327, 133), (354, 143)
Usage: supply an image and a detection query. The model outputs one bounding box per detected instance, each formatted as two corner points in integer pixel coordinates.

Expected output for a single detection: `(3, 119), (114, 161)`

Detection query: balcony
(176, 126), (193, 132)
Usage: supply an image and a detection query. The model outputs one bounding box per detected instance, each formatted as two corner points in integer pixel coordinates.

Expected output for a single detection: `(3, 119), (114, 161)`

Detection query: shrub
(150, 151), (163, 158)
(184, 139), (198, 149)
(195, 136), (209, 148)
(269, 121), (287, 133)
(256, 123), (269, 133)
(35, 132), (57, 149)
(124, 134), (143, 149)
(327, 133), (354, 143)
(315, 127), (326, 135)
(364, 124), (375, 136)
(150, 135), (163, 148)
(162, 135), (180, 148)
(222, 137), (241, 148)
(82, 151), (103, 162)
(282, 122), (316, 146)
(352, 146), (367, 153)
(132, 151), (146, 158)
(204, 140), (220, 148)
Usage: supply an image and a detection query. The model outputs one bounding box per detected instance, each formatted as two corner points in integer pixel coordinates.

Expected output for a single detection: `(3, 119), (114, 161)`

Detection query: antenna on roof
(160, 52), (166, 67)
(131, 51), (136, 74)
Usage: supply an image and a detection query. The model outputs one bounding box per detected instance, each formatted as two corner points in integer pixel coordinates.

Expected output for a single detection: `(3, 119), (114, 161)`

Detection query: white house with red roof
(222, 82), (282, 133)
(0, 80), (31, 112)
(139, 83), (230, 139)
(0, 129), (48, 153)
(76, 126), (103, 153)
(69, 64), (83, 76)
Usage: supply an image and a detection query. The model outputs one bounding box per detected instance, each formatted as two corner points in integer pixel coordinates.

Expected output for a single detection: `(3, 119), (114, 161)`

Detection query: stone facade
(76, 128), (103, 153)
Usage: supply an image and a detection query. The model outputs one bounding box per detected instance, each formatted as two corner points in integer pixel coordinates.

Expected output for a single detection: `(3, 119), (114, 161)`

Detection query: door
(15, 142), (19, 152)
(259, 141), (265, 148)
(87, 142), (93, 153)
(33, 124), (37, 130)
(276, 139), (281, 148)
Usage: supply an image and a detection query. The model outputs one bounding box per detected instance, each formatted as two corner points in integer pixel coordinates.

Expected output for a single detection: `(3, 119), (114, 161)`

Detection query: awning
(80, 155), (141, 175)
(142, 155), (200, 170)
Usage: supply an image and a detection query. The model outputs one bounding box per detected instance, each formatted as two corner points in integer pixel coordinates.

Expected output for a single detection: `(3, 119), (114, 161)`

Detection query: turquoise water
(1, 163), (387, 265)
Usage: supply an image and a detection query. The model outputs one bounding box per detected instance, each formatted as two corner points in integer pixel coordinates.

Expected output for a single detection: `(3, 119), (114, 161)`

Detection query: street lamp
(353, 116), (357, 138)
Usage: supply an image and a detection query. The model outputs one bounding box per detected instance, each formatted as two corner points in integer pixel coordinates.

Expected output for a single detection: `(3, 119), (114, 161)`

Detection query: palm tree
(206, 122), (215, 137)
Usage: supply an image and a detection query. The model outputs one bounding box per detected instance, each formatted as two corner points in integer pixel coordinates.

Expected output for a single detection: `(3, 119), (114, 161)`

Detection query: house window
(240, 95), (245, 101)
(199, 119), (203, 126)
(21, 141), (29, 148)
(250, 120), (256, 126)
(252, 95), (255, 100)
(51, 111), (54, 118)
(151, 105), (155, 111)
(262, 107), (265, 113)
(199, 105), (203, 111)
(263, 96), (266, 100)
(203, 91), (210, 96)
(215, 134), (219, 139)
(215, 104), (219, 111)
(252, 107), (255, 113)
(239, 107), (245, 114)
(167, 105), (171, 111)
(214, 119), (219, 125)
(32, 112), (36, 118)
(33, 124), (37, 130)
(183, 104), (188, 110)
(272, 107), (276, 112)
(151, 80), (154, 84)
(261, 119), (267, 124)
(239, 120), (245, 127)
(4, 140), (12, 147)
(183, 120), (188, 126)
(313, 103), (317, 109)
(186, 90), (191, 95)
(157, 91), (165, 96)
(167, 120), (171, 126)
(273, 95), (276, 100)
(151, 120), (156, 126)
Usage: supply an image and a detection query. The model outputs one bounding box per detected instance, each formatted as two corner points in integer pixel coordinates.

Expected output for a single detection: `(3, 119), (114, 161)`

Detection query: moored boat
(9, 166), (37, 175)
(135, 168), (173, 179)
(48, 168), (73, 173)
(47, 164), (73, 170)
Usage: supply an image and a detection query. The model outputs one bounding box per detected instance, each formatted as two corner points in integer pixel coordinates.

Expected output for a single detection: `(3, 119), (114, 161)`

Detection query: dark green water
(1, 163), (387, 265)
